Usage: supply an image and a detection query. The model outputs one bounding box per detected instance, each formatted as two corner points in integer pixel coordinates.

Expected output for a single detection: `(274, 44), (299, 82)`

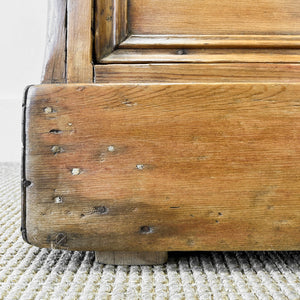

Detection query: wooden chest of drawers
(22, 0), (300, 265)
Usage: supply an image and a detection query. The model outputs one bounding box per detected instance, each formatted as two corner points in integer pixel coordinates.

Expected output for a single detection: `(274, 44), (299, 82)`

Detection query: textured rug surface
(1, 163), (300, 299)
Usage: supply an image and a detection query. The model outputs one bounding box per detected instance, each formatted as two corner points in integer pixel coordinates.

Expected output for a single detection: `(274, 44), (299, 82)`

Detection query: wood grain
(95, 0), (114, 61)
(24, 83), (300, 251)
(94, 0), (128, 61)
(94, 0), (300, 63)
(120, 34), (300, 49)
(100, 48), (300, 64)
(129, 0), (300, 35)
(67, 0), (93, 83)
(113, 0), (128, 45)
(95, 63), (300, 83)
(41, 0), (67, 83)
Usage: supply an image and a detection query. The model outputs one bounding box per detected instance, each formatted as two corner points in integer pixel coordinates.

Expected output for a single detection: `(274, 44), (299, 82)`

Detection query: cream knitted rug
(0, 163), (300, 299)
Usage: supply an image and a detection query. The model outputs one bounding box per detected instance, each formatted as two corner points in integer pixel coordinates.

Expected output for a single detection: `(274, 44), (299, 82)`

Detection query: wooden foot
(95, 251), (168, 265)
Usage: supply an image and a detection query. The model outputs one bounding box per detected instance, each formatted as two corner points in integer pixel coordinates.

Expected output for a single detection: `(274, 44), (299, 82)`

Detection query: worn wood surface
(67, 0), (93, 82)
(100, 49), (300, 64)
(95, 0), (114, 61)
(113, 0), (128, 45)
(95, 63), (300, 83)
(24, 83), (300, 251)
(25, 0), (300, 259)
(120, 35), (300, 49)
(41, 0), (67, 83)
(95, 251), (168, 265)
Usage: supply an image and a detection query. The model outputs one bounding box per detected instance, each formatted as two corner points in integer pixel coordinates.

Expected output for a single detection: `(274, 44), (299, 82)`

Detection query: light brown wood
(95, 0), (114, 61)
(129, 0), (300, 35)
(94, 0), (300, 63)
(67, 0), (165, 263)
(24, 83), (300, 252)
(120, 34), (300, 49)
(67, 0), (93, 83)
(95, 0), (128, 61)
(95, 251), (168, 265)
(41, 0), (67, 83)
(113, 0), (128, 46)
(24, 0), (300, 262)
(100, 48), (300, 64)
(95, 63), (300, 83)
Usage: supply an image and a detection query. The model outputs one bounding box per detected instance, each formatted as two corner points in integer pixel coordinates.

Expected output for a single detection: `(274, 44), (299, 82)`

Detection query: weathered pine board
(120, 35), (300, 49)
(95, 63), (300, 84)
(67, 0), (93, 83)
(94, 0), (128, 61)
(41, 0), (67, 83)
(100, 48), (300, 64)
(23, 83), (300, 251)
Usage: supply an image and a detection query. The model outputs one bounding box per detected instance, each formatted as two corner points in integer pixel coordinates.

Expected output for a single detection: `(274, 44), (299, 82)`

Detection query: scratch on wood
(55, 233), (67, 246)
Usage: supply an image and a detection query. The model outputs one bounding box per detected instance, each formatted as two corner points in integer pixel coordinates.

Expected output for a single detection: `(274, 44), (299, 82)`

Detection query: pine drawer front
(95, 0), (300, 64)
(22, 83), (300, 251)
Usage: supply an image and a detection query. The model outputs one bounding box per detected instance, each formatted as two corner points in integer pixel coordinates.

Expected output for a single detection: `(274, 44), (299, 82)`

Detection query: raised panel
(129, 0), (300, 35)
(94, 0), (300, 63)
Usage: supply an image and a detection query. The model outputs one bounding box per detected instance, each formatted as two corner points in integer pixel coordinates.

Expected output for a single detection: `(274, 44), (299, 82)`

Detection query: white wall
(0, 1), (47, 161)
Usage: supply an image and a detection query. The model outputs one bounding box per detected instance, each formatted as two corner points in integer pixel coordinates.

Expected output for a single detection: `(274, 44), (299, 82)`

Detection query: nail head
(71, 168), (81, 176)
(51, 146), (63, 154)
(107, 145), (115, 152)
(44, 107), (53, 114)
(54, 196), (63, 204)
